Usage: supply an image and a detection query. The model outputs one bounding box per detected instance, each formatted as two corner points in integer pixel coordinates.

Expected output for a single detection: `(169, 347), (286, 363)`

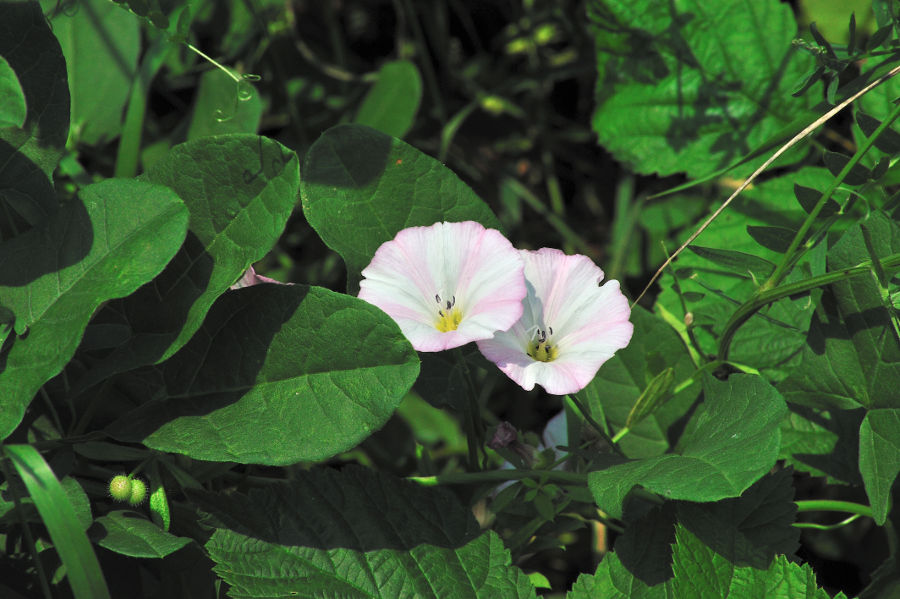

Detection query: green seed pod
(128, 478), (148, 506)
(108, 475), (133, 502)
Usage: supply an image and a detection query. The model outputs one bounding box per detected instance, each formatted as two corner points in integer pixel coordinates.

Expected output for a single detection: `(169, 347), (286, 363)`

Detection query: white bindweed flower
(477, 248), (633, 395)
(358, 221), (526, 352)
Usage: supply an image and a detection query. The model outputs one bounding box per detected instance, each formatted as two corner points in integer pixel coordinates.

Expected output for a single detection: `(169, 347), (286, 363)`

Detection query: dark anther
(435, 294), (441, 304)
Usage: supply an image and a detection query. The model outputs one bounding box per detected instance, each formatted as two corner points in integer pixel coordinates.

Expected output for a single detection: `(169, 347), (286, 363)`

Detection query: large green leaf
(0, 55), (25, 128)
(859, 409), (900, 525)
(778, 404), (863, 485)
(674, 469), (799, 570)
(354, 60), (423, 139)
(301, 124), (499, 293)
(578, 306), (700, 459)
(587, 0), (815, 177)
(93, 510), (191, 558)
(198, 466), (536, 598)
(45, 0), (140, 145)
(70, 135), (299, 396)
(0, 0), (70, 234)
(780, 211), (900, 410)
(588, 374), (786, 518)
(106, 284), (419, 465)
(0, 179), (188, 439)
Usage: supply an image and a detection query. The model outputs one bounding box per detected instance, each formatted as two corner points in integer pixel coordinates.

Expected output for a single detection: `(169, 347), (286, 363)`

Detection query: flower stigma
(434, 294), (462, 332)
(526, 327), (558, 362)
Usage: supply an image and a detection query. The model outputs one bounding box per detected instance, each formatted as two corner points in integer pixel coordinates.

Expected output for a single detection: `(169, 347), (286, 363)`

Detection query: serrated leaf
(106, 284), (419, 465)
(578, 306), (699, 459)
(0, 179), (188, 440)
(675, 469), (799, 570)
(70, 135), (299, 396)
(567, 551), (670, 598)
(198, 466), (537, 598)
(301, 123), (499, 293)
(778, 404), (863, 485)
(588, 0), (815, 177)
(355, 60), (423, 138)
(0, 0), (70, 235)
(0, 55), (25, 128)
(93, 510), (191, 558)
(48, 0), (140, 145)
(671, 525), (845, 599)
(588, 374), (787, 518)
(859, 409), (900, 525)
(780, 212), (900, 410)
(614, 502), (677, 587)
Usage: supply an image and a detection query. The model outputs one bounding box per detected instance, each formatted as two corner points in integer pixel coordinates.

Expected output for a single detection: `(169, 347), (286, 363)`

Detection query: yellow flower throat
(434, 294), (462, 332)
(527, 328), (558, 362)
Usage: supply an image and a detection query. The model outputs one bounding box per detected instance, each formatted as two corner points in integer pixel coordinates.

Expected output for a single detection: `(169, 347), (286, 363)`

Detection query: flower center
(434, 294), (462, 332)
(527, 327), (558, 362)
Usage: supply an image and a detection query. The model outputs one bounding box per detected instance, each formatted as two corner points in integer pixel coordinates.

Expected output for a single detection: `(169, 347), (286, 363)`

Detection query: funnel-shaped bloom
(359, 221), (526, 352)
(477, 248), (632, 395)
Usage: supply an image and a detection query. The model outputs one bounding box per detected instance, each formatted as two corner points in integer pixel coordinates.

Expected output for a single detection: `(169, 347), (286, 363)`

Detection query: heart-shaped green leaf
(0, 179), (188, 439)
(301, 124), (499, 293)
(588, 374), (786, 518)
(106, 284), (419, 464)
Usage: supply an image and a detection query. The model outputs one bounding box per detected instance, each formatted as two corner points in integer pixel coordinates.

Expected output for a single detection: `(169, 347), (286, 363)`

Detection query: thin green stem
(456, 349), (485, 471)
(795, 499), (873, 519)
(186, 43), (242, 83)
(409, 469), (587, 487)
(718, 252), (900, 360)
(768, 98), (900, 287)
(566, 394), (624, 457)
(794, 514), (861, 530)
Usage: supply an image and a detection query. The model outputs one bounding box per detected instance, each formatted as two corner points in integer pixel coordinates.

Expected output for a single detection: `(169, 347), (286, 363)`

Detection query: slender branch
(718, 252), (900, 360)
(768, 97), (900, 287)
(795, 499), (873, 519)
(408, 469), (588, 487)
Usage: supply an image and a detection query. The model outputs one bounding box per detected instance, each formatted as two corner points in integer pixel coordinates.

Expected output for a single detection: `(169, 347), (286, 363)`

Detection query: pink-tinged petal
(359, 221), (525, 352)
(478, 248), (633, 394)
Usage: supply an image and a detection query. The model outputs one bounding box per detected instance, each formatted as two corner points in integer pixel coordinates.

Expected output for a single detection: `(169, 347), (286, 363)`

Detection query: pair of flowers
(358, 221), (633, 395)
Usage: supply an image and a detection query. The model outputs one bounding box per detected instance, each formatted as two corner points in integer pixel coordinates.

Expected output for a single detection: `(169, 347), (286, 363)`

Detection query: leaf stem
(409, 469), (588, 487)
(456, 349), (486, 471)
(768, 98), (900, 288)
(795, 499), (874, 519)
(567, 394), (625, 457)
(718, 252), (900, 360)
